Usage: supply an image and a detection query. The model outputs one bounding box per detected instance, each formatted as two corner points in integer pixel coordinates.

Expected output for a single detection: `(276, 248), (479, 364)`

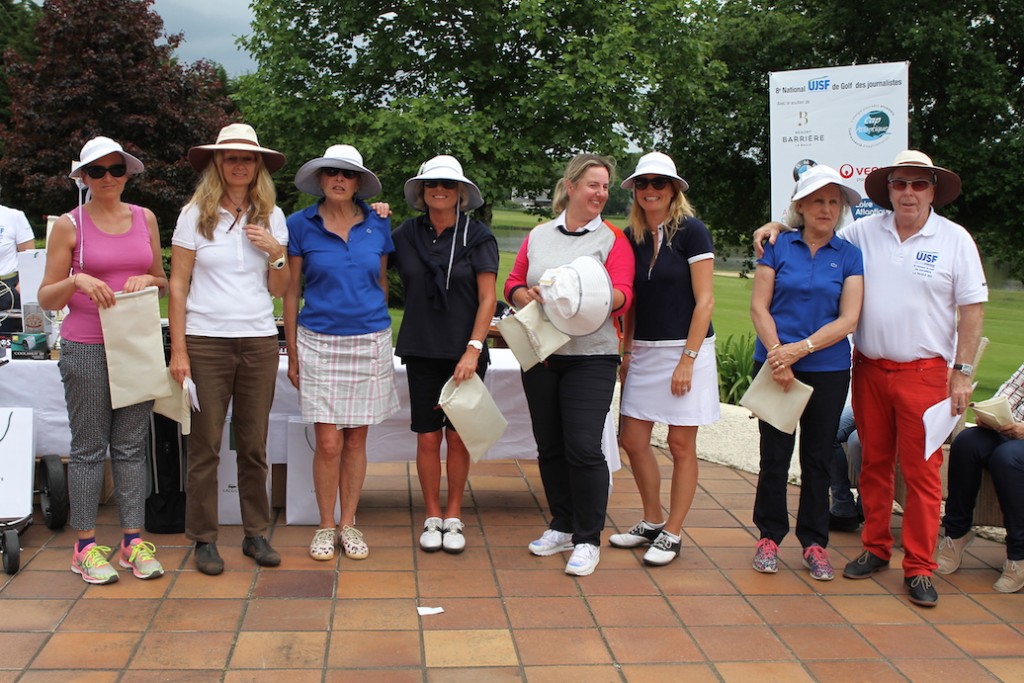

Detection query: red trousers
(852, 353), (948, 577)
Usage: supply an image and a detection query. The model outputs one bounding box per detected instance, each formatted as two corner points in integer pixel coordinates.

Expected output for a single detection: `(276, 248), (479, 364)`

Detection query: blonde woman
(169, 124), (289, 575)
(611, 152), (718, 567)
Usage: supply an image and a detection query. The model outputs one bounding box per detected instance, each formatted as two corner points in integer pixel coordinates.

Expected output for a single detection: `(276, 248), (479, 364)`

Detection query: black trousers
(752, 363), (850, 549)
(521, 354), (618, 546)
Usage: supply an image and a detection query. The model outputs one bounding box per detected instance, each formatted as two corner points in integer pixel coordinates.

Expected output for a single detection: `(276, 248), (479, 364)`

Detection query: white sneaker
(565, 543), (600, 576)
(528, 529), (574, 557)
(609, 520), (664, 548)
(419, 517), (443, 552)
(442, 518), (466, 554)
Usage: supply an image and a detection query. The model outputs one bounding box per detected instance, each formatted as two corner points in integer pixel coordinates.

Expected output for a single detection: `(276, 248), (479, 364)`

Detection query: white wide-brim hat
(404, 155), (484, 211)
(294, 144), (382, 199)
(791, 165), (861, 206)
(864, 149), (961, 209)
(69, 136), (144, 178)
(539, 255), (614, 337)
(188, 123), (285, 173)
(621, 151), (689, 192)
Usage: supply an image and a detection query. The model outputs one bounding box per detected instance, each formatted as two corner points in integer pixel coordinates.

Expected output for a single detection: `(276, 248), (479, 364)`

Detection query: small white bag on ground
(438, 374), (508, 462)
(97, 286), (172, 408)
(495, 300), (570, 371)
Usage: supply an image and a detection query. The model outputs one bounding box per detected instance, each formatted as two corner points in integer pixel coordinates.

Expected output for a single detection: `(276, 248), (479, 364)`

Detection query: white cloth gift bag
(496, 300), (570, 371)
(438, 374), (508, 463)
(97, 286), (172, 409)
(739, 363), (814, 435)
(285, 418), (340, 524)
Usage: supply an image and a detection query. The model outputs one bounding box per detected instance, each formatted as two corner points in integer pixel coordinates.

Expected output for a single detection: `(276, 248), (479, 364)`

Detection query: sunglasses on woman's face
(84, 164), (128, 179)
(424, 180), (458, 189)
(322, 168), (360, 178)
(633, 176), (671, 191)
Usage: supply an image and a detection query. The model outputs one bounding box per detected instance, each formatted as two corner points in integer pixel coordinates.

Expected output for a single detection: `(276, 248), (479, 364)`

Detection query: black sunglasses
(424, 180), (458, 189)
(322, 168), (360, 179)
(84, 164), (128, 179)
(633, 177), (671, 191)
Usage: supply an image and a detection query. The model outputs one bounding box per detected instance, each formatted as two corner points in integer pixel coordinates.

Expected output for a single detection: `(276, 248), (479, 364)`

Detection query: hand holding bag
(495, 300), (570, 371)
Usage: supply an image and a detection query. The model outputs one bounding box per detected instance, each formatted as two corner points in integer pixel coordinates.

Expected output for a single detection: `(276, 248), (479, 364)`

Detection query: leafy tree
(236, 0), (657, 223)
(0, 0), (237, 236)
(0, 0), (41, 154)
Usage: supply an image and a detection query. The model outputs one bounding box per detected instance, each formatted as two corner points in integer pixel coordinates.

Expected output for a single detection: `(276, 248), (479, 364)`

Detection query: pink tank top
(62, 204), (154, 343)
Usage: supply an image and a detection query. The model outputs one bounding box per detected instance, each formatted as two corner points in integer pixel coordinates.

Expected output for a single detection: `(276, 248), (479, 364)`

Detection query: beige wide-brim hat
(188, 123), (285, 173)
(864, 149), (961, 209)
(69, 136), (144, 178)
(404, 155), (484, 211)
(539, 255), (614, 337)
(621, 151), (689, 192)
(293, 144), (382, 199)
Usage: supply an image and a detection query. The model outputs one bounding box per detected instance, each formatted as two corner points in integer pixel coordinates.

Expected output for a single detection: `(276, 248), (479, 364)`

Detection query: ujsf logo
(808, 77), (830, 91)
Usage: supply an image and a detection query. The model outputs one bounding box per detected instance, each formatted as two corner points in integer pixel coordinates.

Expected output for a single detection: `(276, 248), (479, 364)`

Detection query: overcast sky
(151, 0), (258, 77)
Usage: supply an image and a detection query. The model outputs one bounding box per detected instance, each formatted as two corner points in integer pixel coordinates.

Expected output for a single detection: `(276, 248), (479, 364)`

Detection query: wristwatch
(682, 348), (699, 360)
(466, 340), (484, 351)
(269, 254), (286, 270)
(805, 338), (815, 353)
(953, 363), (974, 377)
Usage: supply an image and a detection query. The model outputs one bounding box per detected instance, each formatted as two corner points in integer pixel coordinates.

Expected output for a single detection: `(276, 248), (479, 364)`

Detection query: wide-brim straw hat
(621, 151), (689, 192)
(404, 155), (484, 211)
(294, 144), (382, 199)
(188, 123), (285, 173)
(69, 136), (144, 178)
(864, 149), (961, 209)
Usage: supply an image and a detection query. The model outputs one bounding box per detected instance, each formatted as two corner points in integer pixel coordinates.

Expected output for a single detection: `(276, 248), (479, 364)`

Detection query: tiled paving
(1, 452), (1022, 682)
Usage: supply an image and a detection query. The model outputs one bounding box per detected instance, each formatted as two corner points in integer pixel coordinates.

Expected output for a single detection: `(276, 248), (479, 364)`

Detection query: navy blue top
(629, 217), (715, 341)
(754, 229), (864, 372)
(287, 200), (394, 336)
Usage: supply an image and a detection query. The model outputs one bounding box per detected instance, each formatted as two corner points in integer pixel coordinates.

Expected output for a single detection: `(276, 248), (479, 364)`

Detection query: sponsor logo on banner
(849, 106), (893, 147)
(792, 159), (817, 180)
(808, 76), (831, 92)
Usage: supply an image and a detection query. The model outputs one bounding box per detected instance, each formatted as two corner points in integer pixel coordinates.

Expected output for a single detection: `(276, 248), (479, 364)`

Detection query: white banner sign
(769, 61), (909, 223)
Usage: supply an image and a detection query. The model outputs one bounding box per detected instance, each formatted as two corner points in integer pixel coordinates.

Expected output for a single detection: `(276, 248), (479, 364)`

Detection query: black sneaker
(194, 542), (224, 576)
(242, 535), (281, 567)
(905, 575), (938, 607)
(828, 513), (861, 533)
(842, 550), (889, 579)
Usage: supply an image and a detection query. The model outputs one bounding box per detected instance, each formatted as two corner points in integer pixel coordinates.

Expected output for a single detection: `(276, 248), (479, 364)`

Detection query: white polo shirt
(841, 210), (987, 363)
(172, 203), (288, 338)
(0, 204), (34, 275)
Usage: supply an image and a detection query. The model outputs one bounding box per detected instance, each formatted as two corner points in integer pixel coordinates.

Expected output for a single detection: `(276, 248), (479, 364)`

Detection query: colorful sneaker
(442, 518), (466, 554)
(419, 517), (443, 552)
(119, 539), (164, 580)
(935, 531), (975, 575)
(753, 538), (779, 574)
(802, 544), (834, 581)
(71, 543), (119, 585)
(339, 525), (369, 560)
(565, 543), (600, 576)
(309, 528), (336, 561)
(528, 529), (574, 557)
(609, 520), (664, 549)
(994, 559), (1024, 593)
(642, 531), (681, 566)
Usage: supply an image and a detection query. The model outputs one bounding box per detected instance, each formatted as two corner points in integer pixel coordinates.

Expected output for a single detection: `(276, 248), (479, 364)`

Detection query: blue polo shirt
(287, 200), (394, 336)
(754, 230), (863, 372)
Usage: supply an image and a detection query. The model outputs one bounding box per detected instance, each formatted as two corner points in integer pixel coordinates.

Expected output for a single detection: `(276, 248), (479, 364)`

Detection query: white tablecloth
(0, 348), (618, 467)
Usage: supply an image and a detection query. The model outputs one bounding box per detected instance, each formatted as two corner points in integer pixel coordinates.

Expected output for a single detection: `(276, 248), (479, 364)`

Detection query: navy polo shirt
(287, 200), (394, 336)
(754, 230), (864, 372)
(629, 217), (716, 341)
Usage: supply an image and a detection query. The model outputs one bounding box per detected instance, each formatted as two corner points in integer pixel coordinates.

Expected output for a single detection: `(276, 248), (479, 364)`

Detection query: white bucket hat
(69, 136), (144, 178)
(539, 255), (614, 337)
(621, 151), (689, 192)
(404, 155), (484, 211)
(864, 149), (961, 209)
(188, 123), (285, 173)
(293, 144), (382, 199)
(791, 165), (861, 206)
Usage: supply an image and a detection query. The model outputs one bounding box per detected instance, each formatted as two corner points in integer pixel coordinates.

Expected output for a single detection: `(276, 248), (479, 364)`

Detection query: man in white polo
(0, 188), (35, 334)
(757, 150), (987, 607)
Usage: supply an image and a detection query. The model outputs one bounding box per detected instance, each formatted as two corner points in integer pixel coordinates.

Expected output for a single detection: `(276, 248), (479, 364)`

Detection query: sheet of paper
(417, 606), (444, 616)
(922, 398), (960, 461)
(184, 377), (200, 411)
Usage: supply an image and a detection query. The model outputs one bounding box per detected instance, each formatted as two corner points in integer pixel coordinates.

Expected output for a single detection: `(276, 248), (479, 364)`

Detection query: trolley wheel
(39, 454), (69, 530)
(2, 528), (19, 574)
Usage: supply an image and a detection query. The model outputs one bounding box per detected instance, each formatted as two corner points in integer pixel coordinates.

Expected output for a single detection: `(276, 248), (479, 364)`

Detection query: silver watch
(953, 363), (974, 377)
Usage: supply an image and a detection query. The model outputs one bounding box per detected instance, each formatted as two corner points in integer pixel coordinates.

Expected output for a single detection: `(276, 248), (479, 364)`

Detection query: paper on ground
(417, 606), (444, 616)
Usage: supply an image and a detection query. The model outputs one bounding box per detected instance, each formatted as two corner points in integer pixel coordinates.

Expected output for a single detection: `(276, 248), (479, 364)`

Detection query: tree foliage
(0, 0), (41, 154)
(0, 0), (237, 236)
(236, 0), (652, 223)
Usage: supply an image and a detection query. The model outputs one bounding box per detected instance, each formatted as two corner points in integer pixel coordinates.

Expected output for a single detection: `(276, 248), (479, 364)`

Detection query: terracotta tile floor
(2, 451), (1022, 682)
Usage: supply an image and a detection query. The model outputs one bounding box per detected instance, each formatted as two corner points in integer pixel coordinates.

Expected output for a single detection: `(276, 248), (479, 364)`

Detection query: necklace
(223, 195), (249, 231)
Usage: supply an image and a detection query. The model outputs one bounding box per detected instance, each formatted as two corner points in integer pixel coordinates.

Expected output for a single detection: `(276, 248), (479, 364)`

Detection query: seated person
(936, 362), (1024, 593)
(830, 404), (863, 531)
